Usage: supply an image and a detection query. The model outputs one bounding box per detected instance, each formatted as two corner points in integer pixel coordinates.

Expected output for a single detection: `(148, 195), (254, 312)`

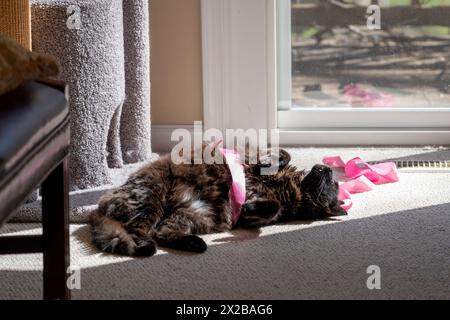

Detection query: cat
(90, 147), (346, 256)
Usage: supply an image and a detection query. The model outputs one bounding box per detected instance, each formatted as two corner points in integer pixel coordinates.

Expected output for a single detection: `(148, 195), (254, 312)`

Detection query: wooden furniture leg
(41, 159), (70, 300)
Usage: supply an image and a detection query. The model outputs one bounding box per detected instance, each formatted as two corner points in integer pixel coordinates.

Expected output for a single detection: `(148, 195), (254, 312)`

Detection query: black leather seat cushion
(0, 82), (68, 179)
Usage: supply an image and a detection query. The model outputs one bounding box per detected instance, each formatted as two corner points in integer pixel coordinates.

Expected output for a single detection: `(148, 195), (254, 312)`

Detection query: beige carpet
(1, 148), (449, 299)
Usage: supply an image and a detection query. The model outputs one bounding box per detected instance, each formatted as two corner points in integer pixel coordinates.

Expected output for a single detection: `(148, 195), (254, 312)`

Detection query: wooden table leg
(41, 158), (71, 300)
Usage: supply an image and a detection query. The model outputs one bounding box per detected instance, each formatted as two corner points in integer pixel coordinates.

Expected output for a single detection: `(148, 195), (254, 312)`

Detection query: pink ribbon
(344, 84), (394, 107)
(219, 147), (246, 226)
(323, 156), (399, 211)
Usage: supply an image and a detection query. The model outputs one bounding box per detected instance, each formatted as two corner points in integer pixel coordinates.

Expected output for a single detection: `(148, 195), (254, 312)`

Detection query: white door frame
(201, 0), (450, 146)
(201, 0), (276, 134)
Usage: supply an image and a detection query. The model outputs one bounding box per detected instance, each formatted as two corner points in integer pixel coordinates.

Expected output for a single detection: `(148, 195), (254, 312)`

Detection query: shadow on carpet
(1, 203), (449, 300)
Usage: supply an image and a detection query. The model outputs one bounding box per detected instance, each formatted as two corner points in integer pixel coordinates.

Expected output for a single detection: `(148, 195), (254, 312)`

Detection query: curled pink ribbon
(344, 84), (394, 107)
(323, 156), (399, 211)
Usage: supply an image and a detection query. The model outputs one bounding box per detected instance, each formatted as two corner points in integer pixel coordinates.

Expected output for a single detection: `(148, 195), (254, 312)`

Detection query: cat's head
(296, 164), (347, 219)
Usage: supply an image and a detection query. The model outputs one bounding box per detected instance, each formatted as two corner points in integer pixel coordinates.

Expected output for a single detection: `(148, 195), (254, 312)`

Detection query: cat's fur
(90, 148), (345, 256)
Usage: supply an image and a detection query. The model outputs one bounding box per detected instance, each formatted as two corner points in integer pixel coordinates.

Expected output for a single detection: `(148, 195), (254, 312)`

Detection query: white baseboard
(151, 125), (450, 152)
(151, 124), (195, 153)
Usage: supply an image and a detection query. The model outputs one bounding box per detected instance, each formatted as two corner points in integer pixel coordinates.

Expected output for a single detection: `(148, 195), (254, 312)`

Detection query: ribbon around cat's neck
(216, 144), (246, 227)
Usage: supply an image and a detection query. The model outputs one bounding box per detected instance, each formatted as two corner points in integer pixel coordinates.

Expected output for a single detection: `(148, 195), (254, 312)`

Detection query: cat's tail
(89, 210), (156, 257)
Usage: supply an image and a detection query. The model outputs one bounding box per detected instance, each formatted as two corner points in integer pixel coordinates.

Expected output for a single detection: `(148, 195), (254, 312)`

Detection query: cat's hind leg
(91, 184), (165, 256)
(90, 210), (157, 256)
(154, 209), (208, 253)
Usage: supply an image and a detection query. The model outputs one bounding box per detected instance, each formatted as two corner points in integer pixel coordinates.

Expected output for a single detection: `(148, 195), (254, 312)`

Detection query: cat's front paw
(242, 200), (280, 218)
(238, 200), (281, 228)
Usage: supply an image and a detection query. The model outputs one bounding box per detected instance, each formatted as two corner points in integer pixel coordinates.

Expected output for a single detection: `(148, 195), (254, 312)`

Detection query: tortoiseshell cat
(90, 147), (345, 256)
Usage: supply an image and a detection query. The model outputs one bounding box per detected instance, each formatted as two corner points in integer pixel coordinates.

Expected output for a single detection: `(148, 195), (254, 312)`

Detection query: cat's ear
(279, 149), (291, 169)
(258, 148), (291, 170)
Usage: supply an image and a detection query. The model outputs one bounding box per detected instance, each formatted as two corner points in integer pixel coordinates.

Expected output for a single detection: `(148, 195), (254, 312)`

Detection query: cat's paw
(242, 200), (280, 218)
(238, 200), (281, 228)
(179, 235), (207, 253)
(134, 240), (157, 257)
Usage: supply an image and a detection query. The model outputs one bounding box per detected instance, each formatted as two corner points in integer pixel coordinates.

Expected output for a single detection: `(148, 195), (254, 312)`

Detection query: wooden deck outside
(290, 1), (450, 108)
(292, 4), (450, 29)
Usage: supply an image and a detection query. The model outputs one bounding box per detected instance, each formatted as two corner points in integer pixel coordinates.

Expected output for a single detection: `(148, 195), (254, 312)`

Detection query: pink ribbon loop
(219, 147), (246, 226)
(323, 156), (399, 212)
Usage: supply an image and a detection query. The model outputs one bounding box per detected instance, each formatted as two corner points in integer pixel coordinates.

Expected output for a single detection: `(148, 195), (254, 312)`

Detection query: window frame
(201, 0), (450, 145)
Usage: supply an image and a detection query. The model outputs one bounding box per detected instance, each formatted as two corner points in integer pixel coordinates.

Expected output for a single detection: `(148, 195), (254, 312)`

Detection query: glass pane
(288, 0), (450, 109)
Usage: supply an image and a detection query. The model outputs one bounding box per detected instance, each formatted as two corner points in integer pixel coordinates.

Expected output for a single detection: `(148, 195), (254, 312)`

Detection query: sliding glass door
(277, 0), (450, 130)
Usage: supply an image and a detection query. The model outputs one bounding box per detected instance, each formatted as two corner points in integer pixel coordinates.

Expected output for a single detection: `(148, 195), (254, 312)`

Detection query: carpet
(1, 148), (449, 299)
